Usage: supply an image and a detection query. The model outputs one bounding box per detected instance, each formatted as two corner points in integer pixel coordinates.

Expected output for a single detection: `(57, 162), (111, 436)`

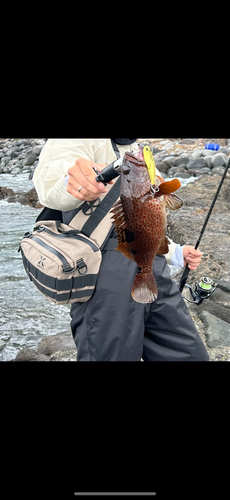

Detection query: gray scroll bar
(74, 494), (156, 496)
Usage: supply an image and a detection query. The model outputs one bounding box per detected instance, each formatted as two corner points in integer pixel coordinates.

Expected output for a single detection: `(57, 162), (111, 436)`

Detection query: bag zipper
(35, 226), (99, 252)
(32, 236), (74, 274)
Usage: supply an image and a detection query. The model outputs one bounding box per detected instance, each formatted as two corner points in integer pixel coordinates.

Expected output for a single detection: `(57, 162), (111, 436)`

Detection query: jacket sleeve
(33, 139), (96, 211)
(164, 238), (179, 265)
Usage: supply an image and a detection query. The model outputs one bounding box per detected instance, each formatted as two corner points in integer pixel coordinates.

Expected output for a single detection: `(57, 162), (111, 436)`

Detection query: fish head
(121, 151), (152, 198)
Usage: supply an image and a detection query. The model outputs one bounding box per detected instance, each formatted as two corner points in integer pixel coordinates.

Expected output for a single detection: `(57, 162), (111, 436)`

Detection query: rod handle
(179, 263), (190, 292)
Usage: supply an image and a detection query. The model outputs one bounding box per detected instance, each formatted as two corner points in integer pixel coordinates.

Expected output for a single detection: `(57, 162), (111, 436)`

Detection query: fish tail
(131, 270), (158, 304)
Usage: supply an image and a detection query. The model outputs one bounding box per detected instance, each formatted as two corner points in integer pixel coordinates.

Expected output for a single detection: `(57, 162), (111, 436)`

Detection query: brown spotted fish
(110, 150), (183, 303)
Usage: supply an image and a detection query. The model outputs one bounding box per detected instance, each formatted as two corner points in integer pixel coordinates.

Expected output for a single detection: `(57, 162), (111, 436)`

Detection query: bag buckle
(76, 258), (88, 275)
(82, 198), (100, 216)
(62, 263), (74, 274)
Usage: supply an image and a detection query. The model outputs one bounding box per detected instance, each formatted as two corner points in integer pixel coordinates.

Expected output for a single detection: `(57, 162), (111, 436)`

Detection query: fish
(110, 149), (183, 303)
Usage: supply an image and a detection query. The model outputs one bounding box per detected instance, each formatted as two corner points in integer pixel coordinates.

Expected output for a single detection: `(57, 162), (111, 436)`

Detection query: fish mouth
(135, 145), (145, 161)
(124, 150), (145, 166)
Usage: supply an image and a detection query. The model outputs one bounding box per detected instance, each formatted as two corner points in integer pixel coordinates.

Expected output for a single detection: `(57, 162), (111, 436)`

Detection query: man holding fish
(33, 139), (209, 361)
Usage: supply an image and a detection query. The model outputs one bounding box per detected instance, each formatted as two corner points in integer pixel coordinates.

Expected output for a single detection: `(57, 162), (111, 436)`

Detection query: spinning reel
(182, 276), (217, 305)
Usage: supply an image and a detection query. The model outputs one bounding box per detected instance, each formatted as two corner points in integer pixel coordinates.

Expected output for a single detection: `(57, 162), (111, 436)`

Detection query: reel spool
(182, 276), (217, 305)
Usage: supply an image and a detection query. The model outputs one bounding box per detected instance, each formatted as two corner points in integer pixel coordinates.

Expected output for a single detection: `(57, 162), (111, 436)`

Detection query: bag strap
(80, 177), (120, 238)
(111, 139), (121, 159)
(80, 140), (121, 246)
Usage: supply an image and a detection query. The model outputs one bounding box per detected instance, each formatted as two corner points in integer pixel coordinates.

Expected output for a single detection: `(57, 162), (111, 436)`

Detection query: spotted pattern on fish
(110, 151), (183, 303)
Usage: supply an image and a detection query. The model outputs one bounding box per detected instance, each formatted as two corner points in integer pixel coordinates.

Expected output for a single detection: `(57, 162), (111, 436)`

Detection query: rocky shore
(1, 138), (230, 361)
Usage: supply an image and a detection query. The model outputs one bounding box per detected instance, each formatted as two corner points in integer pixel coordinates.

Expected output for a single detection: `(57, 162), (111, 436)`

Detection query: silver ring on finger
(78, 185), (83, 193)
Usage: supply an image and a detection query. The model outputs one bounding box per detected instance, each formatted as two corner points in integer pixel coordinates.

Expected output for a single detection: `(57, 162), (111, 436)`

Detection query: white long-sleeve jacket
(33, 139), (184, 266)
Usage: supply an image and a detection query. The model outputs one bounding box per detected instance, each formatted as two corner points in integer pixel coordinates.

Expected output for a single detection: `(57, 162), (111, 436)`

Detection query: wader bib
(70, 252), (209, 361)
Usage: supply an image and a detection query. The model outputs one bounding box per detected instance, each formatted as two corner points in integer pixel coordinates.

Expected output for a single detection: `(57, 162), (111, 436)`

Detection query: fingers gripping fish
(110, 147), (183, 304)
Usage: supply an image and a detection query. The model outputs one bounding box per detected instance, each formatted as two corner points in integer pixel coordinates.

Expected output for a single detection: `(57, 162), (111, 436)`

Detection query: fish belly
(123, 196), (166, 303)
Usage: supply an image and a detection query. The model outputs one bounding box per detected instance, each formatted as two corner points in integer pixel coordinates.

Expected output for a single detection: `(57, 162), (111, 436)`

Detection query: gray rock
(187, 158), (209, 170)
(155, 162), (170, 174)
(190, 150), (202, 159)
(22, 153), (37, 166)
(14, 347), (50, 361)
(212, 153), (228, 167)
(170, 166), (187, 174)
(173, 172), (191, 179)
(0, 166), (3, 174)
(212, 167), (226, 175)
(171, 156), (190, 167)
(162, 156), (176, 167)
(191, 169), (210, 176)
(201, 155), (213, 164)
(10, 168), (22, 175)
(217, 147), (230, 155)
(37, 331), (76, 356)
(1, 156), (11, 165)
(216, 281), (230, 293)
(33, 145), (43, 155)
(15, 139), (25, 146)
(200, 149), (215, 156)
(200, 311), (230, 348)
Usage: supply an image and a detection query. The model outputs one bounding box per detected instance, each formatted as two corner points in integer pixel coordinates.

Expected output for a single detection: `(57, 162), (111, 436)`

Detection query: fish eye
(123, 166), (130, 175)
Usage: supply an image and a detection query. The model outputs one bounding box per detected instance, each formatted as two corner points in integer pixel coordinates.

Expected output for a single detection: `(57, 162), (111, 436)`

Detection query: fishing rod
(179, 157), (230, 303)
(94, 154), (230, 304)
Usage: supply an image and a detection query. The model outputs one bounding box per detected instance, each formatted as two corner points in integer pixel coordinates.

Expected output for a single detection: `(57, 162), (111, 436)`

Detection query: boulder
(155, 162), (170, 174)
(0, 186), (15, 200)
(173, 172), (191, 179)
(14, 347), (50, 361)
(37, 331), (76, 356)
(22, 153), (37, 166)
(33, 145), (43, 156)
(212, 153), (228, 167)
(7, 187), (39, 207)
(171, 156), (190, 167)
(162, 156), (176, 167)
(187, 158), (208, 170)
(200, 312), (230, 348)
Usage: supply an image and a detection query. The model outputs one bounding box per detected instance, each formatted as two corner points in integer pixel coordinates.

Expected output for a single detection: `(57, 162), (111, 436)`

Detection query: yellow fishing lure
(143, 145), (156, 185)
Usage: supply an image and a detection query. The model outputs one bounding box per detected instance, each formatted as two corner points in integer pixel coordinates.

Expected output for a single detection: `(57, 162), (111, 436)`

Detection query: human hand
(183, 246), (203, 270)
(67, 159), (113, 202)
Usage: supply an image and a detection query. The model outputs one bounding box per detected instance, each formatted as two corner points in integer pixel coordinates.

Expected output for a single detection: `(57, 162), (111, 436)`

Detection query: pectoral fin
(155, 178), (183, 210)
(165, 193), (183, 210)
(157, 178), (181, 195)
